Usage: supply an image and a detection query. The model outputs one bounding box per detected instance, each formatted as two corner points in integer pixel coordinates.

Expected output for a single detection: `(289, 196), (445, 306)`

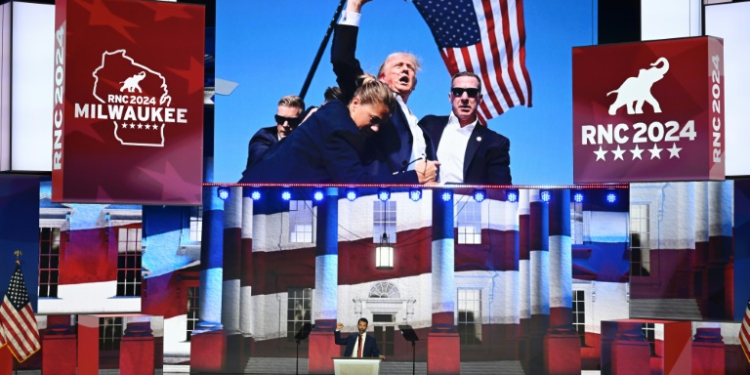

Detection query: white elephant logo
(120, 71), (146, 93)
(607, 57), (669, 115)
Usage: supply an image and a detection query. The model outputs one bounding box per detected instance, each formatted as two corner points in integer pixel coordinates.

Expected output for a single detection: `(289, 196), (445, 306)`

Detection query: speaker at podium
(332, 357), (382, 375)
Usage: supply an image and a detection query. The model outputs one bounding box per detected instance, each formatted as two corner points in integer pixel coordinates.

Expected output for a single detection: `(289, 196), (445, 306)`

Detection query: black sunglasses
(275, 114), (302, 128)
(451, 87), (481, 98)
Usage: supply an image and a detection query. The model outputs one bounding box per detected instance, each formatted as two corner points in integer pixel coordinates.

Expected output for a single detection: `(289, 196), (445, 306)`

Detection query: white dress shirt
(339, 10), (427, 170)
(351, 333), (366, 357)
(395, 95), (428, 170)
(339, 10), (361, 26)
(437, 112), (478, 183)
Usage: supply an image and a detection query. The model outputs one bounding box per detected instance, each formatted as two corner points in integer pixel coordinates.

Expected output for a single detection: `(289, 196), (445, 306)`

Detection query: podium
(332, 357), (382, 375)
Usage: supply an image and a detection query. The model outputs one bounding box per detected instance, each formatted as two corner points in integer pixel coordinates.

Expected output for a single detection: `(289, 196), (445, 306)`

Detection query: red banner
(573, 37), (724, 183)
(52, 0), (204, 204)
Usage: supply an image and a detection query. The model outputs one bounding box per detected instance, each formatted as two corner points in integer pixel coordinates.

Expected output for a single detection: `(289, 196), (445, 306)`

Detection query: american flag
(413, 0), (532, 120)
(0, 264), (40, 362)
(0, 318), (6, 348)
(741, 298), (750, 363)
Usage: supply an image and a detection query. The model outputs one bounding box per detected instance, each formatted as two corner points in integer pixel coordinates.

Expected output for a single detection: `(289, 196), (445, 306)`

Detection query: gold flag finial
(14, 250), (22, 265)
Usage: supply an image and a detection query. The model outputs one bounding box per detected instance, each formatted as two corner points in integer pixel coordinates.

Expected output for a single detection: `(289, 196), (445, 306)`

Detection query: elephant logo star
(607, 57), (669, 115)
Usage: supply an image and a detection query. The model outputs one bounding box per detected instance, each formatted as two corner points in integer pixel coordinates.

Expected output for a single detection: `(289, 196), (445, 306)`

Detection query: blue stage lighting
(281, 191), (291, 201)
(251, 190), (261, 200)
(441, 191), (453, 202)
(473, 189), (486, 202)
(346, 189), (357, 201)
(217, 187), (230, 201)
(313, 190), (324, 201)
(573, 192), (584, 203)
(606, 192), (617, 203)
(506, 190), (518, 203)
(409, 188), (422, 202)
(540, 190), (551, 202)
(378, 188), (390, 202)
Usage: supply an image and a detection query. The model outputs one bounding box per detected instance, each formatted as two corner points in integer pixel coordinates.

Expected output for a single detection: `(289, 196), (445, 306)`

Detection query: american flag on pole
(413, 0), (532, 120)
(741, 298), (750, 363)
(0, 264), (40, 362)
(0, 317), (7, 348)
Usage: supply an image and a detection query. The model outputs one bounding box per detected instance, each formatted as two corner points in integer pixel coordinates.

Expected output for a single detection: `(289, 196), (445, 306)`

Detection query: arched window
(368, 282), (400, 299)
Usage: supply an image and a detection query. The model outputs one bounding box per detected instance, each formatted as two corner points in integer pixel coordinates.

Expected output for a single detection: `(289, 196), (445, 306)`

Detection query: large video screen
(629, 181), (744, 322)
(142, 186), (631, 372)
(705, 1), (750, 176)
(36, 179), (143, 315)
(214, 0), (595, 185)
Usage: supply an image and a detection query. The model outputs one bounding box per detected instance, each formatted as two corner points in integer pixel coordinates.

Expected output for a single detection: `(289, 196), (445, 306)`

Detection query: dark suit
(334, 330), (380, 358)
(245, 126), (279, 170)
(239, 100), (418, 184)
(420, 115), (512, 185)
(331, 24), (435, 176)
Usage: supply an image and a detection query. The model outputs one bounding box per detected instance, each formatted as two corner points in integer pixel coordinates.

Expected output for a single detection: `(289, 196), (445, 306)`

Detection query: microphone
(397, 153), (426, 174)
(402, 157), (423, 168)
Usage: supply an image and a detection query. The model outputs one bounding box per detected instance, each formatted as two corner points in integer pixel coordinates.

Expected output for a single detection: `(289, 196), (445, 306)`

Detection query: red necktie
(357, 335), (362, 358)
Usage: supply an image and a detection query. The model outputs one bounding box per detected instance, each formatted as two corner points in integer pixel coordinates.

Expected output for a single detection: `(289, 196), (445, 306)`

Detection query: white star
(612, 145), (626, 161)
(129, 124), (135, 129)
(154, 124), (161, 131)
(594, 146), (608, 161)
(137, 124), (143, 129)
(122, 123), (127, 129)
(630, 144), (644, 160)
(667, 143), (682, 159)
(649, 144), (663, 159)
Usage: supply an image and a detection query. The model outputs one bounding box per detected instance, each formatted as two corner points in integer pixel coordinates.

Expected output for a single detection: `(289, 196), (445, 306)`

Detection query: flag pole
(298, 0), (347, 100)
(14, 250), (20, 375)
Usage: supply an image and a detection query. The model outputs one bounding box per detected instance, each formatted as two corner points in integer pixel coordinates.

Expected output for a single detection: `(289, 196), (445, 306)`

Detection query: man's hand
(379, 355), (386, 360)
(346, 0), (373, 13)
(415, 160), (440, 184)
(336, 322), (344, 331)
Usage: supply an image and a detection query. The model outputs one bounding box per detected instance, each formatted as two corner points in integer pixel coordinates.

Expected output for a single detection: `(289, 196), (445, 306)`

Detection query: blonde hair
(353, 74), (397, 114)
(277, 95), (305, 115)
(377, 52), (421, 78)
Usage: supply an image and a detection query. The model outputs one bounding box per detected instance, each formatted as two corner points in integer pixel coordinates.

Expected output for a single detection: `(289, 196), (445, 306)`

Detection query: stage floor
(15, 359), (534, 374)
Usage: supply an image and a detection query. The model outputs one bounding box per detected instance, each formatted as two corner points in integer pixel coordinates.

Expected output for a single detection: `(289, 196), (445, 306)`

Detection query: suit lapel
(464, 125), (485, 176)
(393, 105), (413, 164)
(267, 127), (280, 145)
(395, 105), (410, 134)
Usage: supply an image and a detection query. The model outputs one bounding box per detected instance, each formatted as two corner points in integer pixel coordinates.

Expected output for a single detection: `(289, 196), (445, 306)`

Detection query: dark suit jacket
(419, 115), (512, 185)
(239, 100), (418, 184)
(245, 126), (279, 170)
(334, 331), (380, 358)
(331, 24), (436, 176)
